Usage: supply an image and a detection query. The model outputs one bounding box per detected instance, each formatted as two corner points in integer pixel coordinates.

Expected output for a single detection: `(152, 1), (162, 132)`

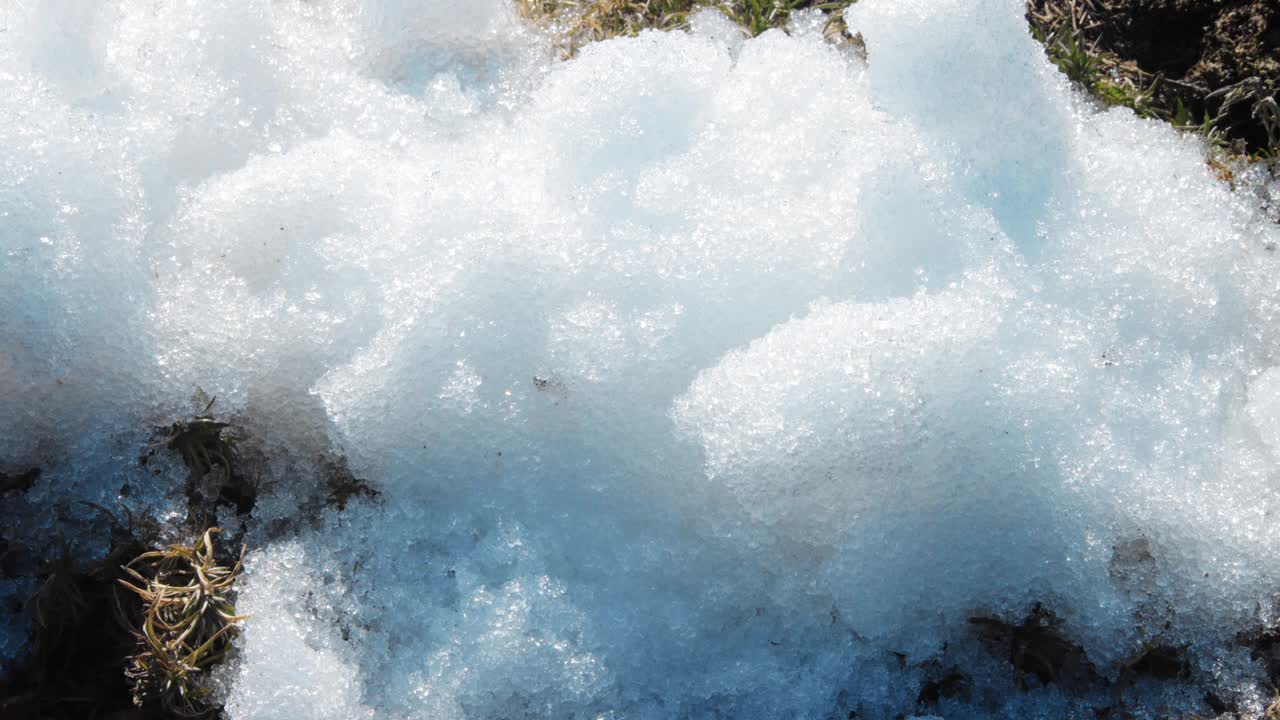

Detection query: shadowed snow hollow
(4, 0), (1280, 717)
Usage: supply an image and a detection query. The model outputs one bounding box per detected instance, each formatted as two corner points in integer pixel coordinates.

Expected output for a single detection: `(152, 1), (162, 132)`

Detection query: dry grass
(156, 396), (237, 487)
(116, 527), (248, 716)
(1027, 0), (1164, 117)
(150, 395), (259, 521)
(515, 0), (858, 56)
(1028, 0), (1279, 162)
(1266, 691), (1280, 720)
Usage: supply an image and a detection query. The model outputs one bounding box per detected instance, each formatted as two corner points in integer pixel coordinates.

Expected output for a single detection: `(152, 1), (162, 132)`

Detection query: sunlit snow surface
(5, 0), (1280, 717)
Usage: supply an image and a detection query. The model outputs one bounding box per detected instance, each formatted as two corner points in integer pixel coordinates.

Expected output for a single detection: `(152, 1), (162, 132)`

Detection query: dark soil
(0, 468), (40, 495)
(1030, 0), (1280, 152)
(0, 534), (157, 720)
(969, 605), (1104, 693)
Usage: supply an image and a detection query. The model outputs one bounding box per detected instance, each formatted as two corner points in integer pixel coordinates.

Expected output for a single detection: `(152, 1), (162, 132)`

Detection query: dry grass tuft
(116, 527), (248, 716)
(1266, 691), (1280, 720)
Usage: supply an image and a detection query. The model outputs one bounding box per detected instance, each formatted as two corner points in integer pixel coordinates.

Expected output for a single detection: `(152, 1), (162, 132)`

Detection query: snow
(4, 0), (1280, 717)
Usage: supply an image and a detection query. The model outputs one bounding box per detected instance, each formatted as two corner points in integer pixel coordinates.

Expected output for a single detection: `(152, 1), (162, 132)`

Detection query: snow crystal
(4, 0), (1280, 717)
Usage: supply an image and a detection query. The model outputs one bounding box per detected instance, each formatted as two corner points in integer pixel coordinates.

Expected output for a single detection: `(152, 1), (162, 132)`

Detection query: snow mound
(4, 0), (1280, 717)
